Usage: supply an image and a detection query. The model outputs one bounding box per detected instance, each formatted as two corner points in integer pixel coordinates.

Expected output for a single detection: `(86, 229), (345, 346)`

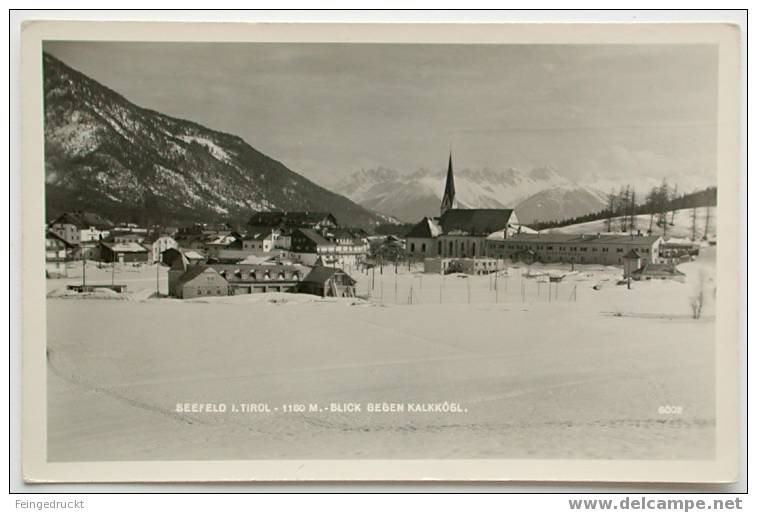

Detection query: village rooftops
(494, 232), (662, 246)
(301, 266), (356, 285)
(439, 208), (516, 236)
(243, 227), (276, 241)
(295, 228), (337, 247)
(50, 211), (114, 230)
(209, 263), (309, 283)
(247, 211), (338, 228)
(99, 241), (148, 253)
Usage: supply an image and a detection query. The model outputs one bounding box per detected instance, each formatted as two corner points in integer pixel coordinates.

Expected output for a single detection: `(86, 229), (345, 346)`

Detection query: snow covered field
(46, 249), (717, 461)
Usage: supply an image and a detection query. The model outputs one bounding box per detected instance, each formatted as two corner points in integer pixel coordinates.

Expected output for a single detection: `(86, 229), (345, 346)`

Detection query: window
(421, 243), (426, 252)
(617, 248), (624, 253)
(438, 241), (442, 254)
(410, 242), (415, 252)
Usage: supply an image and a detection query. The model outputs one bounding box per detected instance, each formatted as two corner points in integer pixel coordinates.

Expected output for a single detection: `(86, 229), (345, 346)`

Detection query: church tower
(440, 152), (456, 216)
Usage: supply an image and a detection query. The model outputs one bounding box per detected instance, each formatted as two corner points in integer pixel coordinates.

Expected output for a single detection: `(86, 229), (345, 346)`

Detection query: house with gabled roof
(172, 265), (230, 299)
(298, 266), (357, 298)
(49, 211), (114, 244)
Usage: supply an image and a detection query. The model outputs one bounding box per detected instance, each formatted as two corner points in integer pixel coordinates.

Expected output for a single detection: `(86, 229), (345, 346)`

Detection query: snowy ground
(46, 249), (716, 461)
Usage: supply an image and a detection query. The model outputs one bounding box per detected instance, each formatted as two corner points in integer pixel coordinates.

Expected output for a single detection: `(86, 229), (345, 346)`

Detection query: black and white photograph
(18, 19), (742, 484)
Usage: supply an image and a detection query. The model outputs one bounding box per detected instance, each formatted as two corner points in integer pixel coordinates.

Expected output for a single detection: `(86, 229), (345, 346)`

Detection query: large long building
(485, 232), (662, 266)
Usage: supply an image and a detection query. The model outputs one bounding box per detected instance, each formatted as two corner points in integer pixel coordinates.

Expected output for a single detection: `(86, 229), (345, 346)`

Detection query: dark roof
(243, 227), (275, 241)
(439, 209), (515, 235)
(623, 249), (643, 259)
(295, 228), (336, 247)
(50, 211), (114, 230)
(177, 265), (226, 285)
(406, 217), (442, 238)
(301, 266), (355, 285)
(248, 211), (337, 228)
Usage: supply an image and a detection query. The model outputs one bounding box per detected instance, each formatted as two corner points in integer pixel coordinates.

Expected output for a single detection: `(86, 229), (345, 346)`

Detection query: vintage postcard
(20, 20), (742, 483)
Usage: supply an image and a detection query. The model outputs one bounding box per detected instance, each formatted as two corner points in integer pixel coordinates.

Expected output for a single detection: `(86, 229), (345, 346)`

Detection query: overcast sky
(45, 42), (718, 189)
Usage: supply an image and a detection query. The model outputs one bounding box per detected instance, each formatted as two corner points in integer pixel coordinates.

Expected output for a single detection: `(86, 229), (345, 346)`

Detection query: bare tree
(629, 187), (637, 232)
(690, 206), (698, 241)
(606, 189), (617, 232)
(669, 183), (679, 226)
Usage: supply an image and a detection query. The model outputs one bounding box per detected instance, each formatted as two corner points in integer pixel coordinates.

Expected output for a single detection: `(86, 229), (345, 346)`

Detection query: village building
(486, 232), (663, 266)
(99, 241), (149, 263)
(48, 211), (114, 245)
(290, 228), (338, 266)
(631, 263), (687, 283)
(161, 247), (206, 269)
(298, 266), (357, 298)
(142, 234), (179, 264)
(109, 230), (147, 244)
(406, 154), (523, 260)
(247, 211), (338, 233)
(322, 228), (370, 267)
(424, 257), (503, 275)
(211, 263), (309, 295)
(45, 230), (76, 277)
(171, 265), (230, 299)
(242, 228), (278, 253)
(168, 262), (310, 298)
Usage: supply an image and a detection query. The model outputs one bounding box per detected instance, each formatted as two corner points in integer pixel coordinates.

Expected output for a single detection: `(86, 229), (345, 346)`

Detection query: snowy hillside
(544, 206), (717, 241)
(43, 53), (386, 228)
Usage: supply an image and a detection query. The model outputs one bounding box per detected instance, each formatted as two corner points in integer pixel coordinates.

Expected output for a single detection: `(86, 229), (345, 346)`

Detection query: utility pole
(82, 256), (86, 287)
(156, 250), (161, 296)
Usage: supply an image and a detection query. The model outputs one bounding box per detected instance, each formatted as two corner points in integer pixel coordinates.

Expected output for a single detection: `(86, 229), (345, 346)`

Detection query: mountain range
(43, 53), (389, 229)
(335, 166), (610, 224)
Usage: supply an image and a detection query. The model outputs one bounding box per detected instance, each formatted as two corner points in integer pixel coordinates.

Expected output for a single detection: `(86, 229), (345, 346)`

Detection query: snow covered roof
(100, 241), (148, 253)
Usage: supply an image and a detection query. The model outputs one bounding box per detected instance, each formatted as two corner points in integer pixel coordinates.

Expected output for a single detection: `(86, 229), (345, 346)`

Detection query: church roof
(439, 209), (515, 236)
(406, 217), (442, 238)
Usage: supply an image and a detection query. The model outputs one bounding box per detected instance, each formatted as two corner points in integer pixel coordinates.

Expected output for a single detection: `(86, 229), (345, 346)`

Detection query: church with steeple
(405, 152), (521, 261)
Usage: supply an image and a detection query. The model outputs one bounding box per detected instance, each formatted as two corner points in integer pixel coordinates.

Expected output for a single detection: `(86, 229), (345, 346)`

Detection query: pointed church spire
(440, 151), (456, 216)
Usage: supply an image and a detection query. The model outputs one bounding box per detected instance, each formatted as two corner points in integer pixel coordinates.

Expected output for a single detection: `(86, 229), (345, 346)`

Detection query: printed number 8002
(658, 405), (683, 415)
